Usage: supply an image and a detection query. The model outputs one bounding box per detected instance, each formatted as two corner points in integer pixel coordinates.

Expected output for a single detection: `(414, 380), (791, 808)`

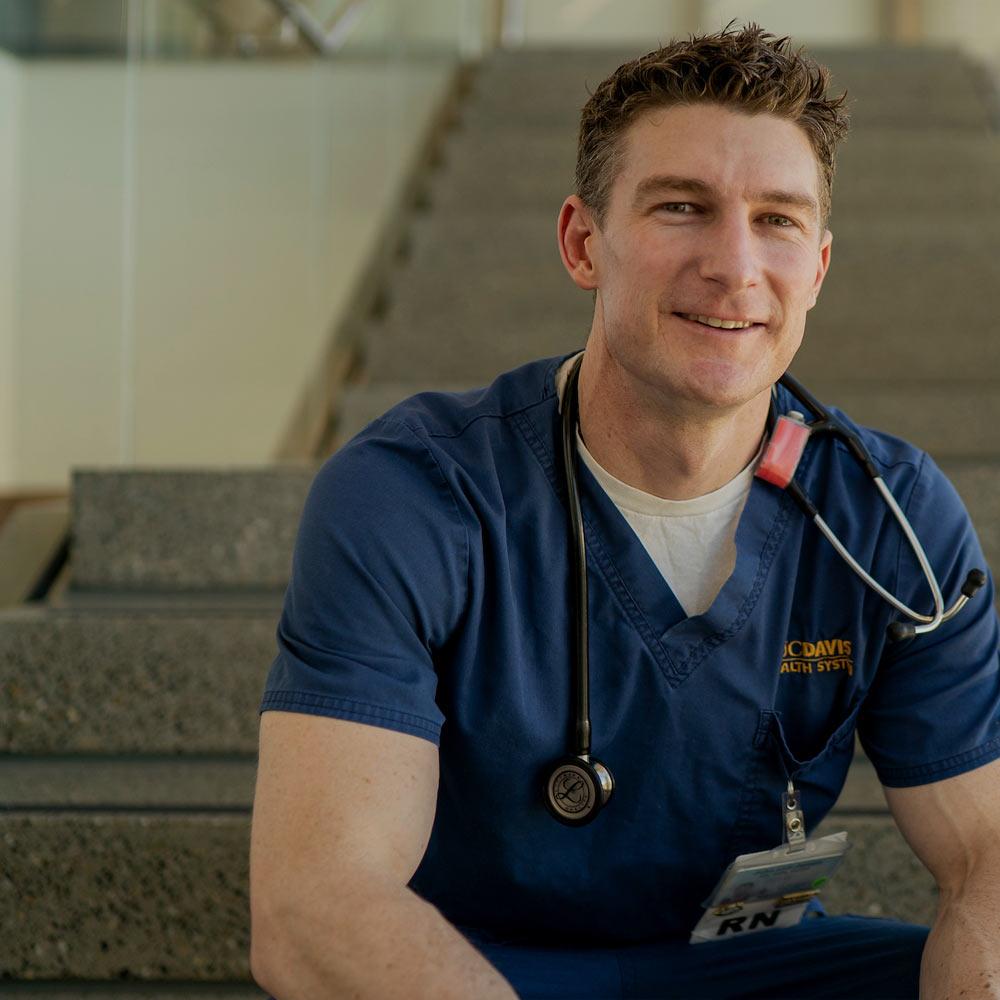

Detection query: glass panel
(3, 1), (130, 489)
(1, 1), (474, 488)
(126, 0), (462, 466)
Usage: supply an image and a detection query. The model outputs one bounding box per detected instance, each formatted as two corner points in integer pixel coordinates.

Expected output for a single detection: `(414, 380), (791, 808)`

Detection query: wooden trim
(0, 492), (67, 532)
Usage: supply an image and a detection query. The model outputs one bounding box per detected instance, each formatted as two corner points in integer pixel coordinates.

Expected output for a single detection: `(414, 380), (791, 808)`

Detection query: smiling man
(250, 26), (1000, 1000)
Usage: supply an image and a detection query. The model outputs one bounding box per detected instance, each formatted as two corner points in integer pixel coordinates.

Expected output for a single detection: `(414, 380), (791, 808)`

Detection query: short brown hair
(576, 23), (850, 227)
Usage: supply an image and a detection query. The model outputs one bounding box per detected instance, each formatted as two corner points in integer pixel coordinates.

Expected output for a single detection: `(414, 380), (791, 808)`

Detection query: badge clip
(782, 781), (806, 851)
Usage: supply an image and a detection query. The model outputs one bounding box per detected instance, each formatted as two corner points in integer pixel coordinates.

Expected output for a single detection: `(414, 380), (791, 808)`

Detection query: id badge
(689, 831), (850, 944)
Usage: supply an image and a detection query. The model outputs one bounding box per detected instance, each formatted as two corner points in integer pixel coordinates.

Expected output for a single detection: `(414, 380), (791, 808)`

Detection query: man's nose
(697, 216), (762, 292)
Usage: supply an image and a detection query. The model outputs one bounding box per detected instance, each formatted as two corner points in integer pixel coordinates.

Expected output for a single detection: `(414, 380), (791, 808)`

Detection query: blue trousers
(470, 915), (929, 1000)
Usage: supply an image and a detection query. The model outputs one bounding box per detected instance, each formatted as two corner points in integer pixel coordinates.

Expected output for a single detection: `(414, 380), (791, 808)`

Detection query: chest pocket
(723, 697), (864, 860)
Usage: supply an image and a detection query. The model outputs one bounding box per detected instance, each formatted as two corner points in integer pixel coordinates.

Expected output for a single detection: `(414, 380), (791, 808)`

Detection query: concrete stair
(0, 474), (296, 994)
(5, 43), (998, 995)
(344, 49), (1000, 455)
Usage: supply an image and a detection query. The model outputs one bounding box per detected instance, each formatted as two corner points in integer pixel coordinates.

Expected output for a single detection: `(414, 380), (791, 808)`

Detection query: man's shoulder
(353, 353), (569, 448)
(775, 382), (927, 476)
(775, 384), (972, 536)
(315, 353), (572, 509)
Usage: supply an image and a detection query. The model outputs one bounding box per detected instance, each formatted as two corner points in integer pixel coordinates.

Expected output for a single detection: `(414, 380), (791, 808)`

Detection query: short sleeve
(260, 418), (469, 745)
(857, 452), (1000, 786)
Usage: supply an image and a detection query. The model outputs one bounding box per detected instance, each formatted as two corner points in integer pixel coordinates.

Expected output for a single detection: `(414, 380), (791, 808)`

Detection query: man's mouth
(675, 312), (761, 330)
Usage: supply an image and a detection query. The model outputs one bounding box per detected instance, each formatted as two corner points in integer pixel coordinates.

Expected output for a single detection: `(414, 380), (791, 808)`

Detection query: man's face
(581, 103), (832, 413)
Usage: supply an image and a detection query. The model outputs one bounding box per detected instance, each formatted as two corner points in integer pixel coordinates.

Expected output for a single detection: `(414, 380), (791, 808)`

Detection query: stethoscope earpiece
(544, 754), (614, 826)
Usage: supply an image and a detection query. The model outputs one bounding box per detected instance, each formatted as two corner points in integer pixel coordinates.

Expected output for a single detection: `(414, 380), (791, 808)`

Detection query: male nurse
(250, 25), (1000, 1000)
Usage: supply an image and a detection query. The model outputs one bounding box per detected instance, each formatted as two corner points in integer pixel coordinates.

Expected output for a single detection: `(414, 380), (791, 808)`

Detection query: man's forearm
(252, 880), (519, 1000)
(920, 880), (1000, 999)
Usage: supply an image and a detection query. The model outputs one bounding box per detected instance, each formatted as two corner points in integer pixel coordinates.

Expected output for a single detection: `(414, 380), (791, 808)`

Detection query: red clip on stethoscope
(544, 355), (987, 826)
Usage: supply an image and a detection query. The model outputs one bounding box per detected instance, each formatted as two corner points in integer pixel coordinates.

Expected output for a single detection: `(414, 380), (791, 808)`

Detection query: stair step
(358, 212), (999, 385)
(0, 754), (878, 814)
(337, 380), (1000, 462)
(428, 128), (1000, 217)
(70, 469), (314, 592)
(1, 812), (252, 981)
(815, 814), (936, 923)
(465, 46), (993, 131)
(0, 757), (255, 810)
(796, 221), (1000, 381)
(1, 800), (918, 980)
(0, 609), (275, 754)
(0, 987), (265, 998)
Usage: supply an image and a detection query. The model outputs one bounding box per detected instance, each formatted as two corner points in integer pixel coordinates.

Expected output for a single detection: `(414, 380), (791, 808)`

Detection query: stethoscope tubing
(549, 354), (985, 824)
(562, 355), (592, 757)
(775, 371), (983, 637)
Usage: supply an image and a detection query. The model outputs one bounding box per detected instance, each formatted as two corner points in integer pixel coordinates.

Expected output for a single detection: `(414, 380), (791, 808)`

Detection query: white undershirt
(555, 357), (758, 618)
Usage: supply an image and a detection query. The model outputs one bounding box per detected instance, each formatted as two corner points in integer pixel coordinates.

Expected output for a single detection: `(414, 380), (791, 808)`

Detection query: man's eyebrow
(632, 175), (713, 206)
(754, 188), (819, 215)
(632, 174), (818, 216)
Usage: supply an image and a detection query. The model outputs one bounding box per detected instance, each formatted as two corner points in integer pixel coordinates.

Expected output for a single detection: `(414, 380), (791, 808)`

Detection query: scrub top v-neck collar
(514, 353), (814, 689)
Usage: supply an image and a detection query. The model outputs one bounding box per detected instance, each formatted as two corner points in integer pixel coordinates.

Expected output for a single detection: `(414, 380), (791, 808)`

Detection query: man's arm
(884, 757), (1000, 999)
(249, 710), (519, 1000)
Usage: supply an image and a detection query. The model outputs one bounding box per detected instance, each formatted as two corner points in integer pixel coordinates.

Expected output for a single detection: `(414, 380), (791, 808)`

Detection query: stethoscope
(544, 353), (987, 826)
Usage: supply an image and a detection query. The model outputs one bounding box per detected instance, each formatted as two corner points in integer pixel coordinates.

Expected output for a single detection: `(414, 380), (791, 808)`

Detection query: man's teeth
(680, 313), (756, 330)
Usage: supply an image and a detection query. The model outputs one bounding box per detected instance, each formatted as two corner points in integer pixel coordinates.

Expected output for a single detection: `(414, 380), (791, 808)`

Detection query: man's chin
(677, 366), (773, 413)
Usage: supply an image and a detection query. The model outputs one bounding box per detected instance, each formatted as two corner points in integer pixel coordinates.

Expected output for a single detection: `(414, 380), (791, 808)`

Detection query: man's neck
(575, 348), (770, 501)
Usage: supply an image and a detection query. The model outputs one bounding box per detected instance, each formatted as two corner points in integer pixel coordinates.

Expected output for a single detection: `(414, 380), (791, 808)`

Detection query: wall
(16, 62), (128, 489)
(9, 53), (455, 489)
(702, 0), (878, 44)
(504, 0), (879, 47)
(0, 51), (21, 491)
(923, 0), (1000, 63)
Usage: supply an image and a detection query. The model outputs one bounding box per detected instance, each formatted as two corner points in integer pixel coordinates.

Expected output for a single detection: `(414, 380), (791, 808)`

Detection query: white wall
(505, 0), (880, 47)
(16, 62), (128, 489)
(0, 52), (21, 491)
(505, 0), (697, 47)
(702, 1), (878, 44)
(923, 0), (1000, 63)
(9, 54), (454, 489)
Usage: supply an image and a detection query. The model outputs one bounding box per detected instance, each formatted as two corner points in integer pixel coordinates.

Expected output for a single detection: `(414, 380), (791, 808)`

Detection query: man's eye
(659, 202), (696, 214)
(765, 214), (794, 227)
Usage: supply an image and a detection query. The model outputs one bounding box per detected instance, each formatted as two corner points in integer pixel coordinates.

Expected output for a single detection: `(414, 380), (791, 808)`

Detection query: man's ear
(808, 228), (833, 309)
(557, 195), (599, 291)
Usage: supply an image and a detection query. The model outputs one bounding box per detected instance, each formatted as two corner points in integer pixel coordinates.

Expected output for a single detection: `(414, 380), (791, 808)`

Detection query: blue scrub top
(261, 353), (1000, 947)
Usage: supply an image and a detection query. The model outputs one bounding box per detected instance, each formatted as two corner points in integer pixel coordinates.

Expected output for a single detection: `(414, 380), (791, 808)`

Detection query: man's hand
(249, 711), (518, 999)
(884, 756), (1000, 999)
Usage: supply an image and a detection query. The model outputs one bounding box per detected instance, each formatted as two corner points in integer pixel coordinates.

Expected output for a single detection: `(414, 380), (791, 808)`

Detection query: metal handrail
(266, 0), (369, 56)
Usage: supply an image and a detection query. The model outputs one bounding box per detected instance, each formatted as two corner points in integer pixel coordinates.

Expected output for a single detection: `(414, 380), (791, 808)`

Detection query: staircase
(3, 44), (998, 995)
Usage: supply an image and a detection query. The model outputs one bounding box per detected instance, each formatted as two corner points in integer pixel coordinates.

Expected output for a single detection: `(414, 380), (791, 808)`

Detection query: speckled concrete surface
(71, 469), (314, 592)
(431, 128), (1000, 218)
(360, 212), (1000, 388)
(468, 47), (993, 130)
(0, 988), (265, 998)
(0, 610), (275, 753)
(0, 759), (256, 809)
(0, 810), (930, 982)
(1, 814), (251, 980)
(817, 814), (938, 925)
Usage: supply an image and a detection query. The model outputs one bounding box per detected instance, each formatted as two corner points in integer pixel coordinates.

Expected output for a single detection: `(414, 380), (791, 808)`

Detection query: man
(249, 25), (1000, 999)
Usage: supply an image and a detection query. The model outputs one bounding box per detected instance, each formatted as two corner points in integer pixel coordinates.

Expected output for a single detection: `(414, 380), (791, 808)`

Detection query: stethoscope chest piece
(544, 754), (614, 826)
